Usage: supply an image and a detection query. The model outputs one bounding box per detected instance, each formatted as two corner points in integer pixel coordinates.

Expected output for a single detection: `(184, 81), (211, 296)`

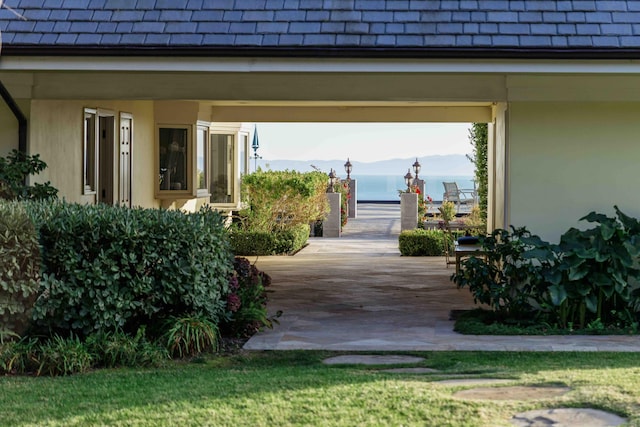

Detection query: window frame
(155, 124), (194, 199)
(196, 122), (211, 198)
(83, 108), (98, 195)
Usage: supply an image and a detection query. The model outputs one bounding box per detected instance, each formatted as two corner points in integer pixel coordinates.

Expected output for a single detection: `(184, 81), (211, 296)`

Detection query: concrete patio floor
(244, 203), (640, 352)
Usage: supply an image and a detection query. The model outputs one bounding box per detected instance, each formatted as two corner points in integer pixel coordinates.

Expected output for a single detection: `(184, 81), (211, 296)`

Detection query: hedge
(25, 202), (234, 337)
(0, 201), (40, 337)
(398, 229), (448, 256)
(230, 223), (310, 255)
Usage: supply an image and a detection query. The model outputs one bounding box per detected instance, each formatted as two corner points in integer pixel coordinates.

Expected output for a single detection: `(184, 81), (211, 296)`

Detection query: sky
(253, 123), (473, 163)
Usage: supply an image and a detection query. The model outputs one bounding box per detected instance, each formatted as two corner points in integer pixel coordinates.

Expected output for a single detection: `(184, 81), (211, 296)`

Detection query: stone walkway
(244, 203), (640, 352)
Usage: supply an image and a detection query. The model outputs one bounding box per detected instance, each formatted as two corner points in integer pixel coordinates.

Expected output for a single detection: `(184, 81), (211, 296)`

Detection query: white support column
(400, 192), (418, 231)
(323, 192), (342, 237)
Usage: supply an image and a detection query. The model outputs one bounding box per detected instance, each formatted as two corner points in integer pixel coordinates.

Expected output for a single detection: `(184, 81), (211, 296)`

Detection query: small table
(454, 243), (486, 275)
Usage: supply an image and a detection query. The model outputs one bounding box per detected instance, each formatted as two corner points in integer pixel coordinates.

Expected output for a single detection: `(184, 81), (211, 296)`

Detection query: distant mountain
(255, 154), (474, 176)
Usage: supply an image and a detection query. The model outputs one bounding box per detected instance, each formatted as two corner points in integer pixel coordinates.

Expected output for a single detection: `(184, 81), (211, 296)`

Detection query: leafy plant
(86, 327), (168, 368)
(438, 201), (456, 223)
(0, 150), (58, 200)
(453, 207), (640, 330)
(546, 207), (640, 328)
(452, 226), (552, 317)
(0, 336), (39, 375)
(162, 315), (219, 358)
(37, 334), (93, 376)
(221, 257), (278, 338)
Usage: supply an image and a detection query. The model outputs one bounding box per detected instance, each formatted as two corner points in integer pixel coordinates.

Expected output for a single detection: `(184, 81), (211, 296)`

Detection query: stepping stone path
(453, 385), (571, 400)
(322, 355), (424, 365)
(322, 355), (627, 426)
(380, 367), (440, 374)
(511, 408), (627, 426)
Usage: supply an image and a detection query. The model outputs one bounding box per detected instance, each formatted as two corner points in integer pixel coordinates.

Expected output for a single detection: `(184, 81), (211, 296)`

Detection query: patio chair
(442, 181), (476, 212)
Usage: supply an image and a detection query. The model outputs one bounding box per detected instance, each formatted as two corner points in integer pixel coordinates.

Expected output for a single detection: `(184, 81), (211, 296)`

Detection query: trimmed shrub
(28, 202), (234, 337)
(0, 201), (40, 337)
(231, 223), (309, 255)
(239, 169), (328, 232)
(399, 229), (447, 256)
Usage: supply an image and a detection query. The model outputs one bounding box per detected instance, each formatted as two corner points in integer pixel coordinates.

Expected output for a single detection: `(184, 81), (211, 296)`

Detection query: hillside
(255, 154), (473, 176)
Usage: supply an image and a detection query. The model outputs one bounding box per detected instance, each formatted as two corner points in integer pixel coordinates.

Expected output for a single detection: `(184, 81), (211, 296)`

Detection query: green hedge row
(230, 223), (310, 255)
(23, 201), (233, 337)
(399, 229), (447, 256)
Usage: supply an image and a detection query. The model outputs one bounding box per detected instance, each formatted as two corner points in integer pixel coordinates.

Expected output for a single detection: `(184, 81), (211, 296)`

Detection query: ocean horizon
(353, 174), (474, 202)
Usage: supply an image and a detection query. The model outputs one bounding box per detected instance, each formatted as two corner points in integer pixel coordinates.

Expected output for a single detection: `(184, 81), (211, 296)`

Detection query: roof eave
(3, 45), (640, 60)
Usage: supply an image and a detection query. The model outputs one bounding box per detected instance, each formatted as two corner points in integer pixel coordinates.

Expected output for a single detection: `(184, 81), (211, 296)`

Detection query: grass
(2, 351), (640, 426)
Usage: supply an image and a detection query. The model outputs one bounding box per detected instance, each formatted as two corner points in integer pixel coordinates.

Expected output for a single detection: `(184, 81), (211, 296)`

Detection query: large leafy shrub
(0, 201), (40, 337)
(452, 207), (640, 330)
(28, 202), (233, 337)
(238, 169), (328, 232)
(230, 223), (310, 255)
(0, 150), (58, 201)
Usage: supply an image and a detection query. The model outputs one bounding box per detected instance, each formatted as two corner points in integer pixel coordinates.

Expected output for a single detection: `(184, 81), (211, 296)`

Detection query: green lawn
(2, 351), (640, 426)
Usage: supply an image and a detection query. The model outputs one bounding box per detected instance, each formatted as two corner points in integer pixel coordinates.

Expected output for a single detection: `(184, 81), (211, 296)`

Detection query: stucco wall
(29, 100), (158, 208)
(508, 102), (640, 242)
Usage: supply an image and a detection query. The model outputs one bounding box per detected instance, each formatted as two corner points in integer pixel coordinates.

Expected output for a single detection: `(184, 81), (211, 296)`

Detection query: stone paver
(322, 355), (424, 365)
(453, 385), (571, 400)
(511, 408), (627, 426)
(380, 367), (440, 374)
(244, 203), (640, 352)
(436, 378), (515, 386)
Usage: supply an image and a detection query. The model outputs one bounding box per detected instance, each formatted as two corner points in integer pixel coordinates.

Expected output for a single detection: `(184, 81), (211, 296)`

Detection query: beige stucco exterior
(508, 101), (640, 242)
(28, 100), (159, 208)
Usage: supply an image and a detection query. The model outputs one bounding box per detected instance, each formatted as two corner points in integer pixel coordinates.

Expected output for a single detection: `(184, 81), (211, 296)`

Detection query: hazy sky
(254, 123), (473, 163)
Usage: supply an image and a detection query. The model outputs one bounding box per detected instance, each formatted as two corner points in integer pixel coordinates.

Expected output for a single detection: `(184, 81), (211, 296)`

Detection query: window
(83, 108), (97, 194)
(158, 126), (190, 194)
(210, 133), (234, 204)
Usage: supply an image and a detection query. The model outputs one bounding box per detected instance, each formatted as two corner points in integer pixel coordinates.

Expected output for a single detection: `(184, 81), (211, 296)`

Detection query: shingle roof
(1, 0), (640, 58)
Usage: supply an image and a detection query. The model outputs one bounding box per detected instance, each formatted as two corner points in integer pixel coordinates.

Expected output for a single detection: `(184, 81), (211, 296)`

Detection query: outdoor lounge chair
(442, 181), (476, 212)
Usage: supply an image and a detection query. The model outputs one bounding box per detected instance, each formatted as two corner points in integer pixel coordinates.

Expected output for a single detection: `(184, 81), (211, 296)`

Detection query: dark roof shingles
(1, 0), (640, 54)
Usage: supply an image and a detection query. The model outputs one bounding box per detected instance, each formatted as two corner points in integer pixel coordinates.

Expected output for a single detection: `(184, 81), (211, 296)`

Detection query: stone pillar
(323, 192), (342, 237)
(347, 179), (357, 218)
(400, 192), (418, 231)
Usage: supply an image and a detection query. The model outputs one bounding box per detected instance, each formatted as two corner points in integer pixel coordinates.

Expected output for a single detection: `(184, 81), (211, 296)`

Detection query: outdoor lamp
(328, 169), (337, 192)
(404, 169), (413, 190)
(344, 158), (352, 180)
(412, 158), (421, 180)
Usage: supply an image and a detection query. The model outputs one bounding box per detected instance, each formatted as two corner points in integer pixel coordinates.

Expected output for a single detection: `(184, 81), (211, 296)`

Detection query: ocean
(353, 174), (475, 202)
